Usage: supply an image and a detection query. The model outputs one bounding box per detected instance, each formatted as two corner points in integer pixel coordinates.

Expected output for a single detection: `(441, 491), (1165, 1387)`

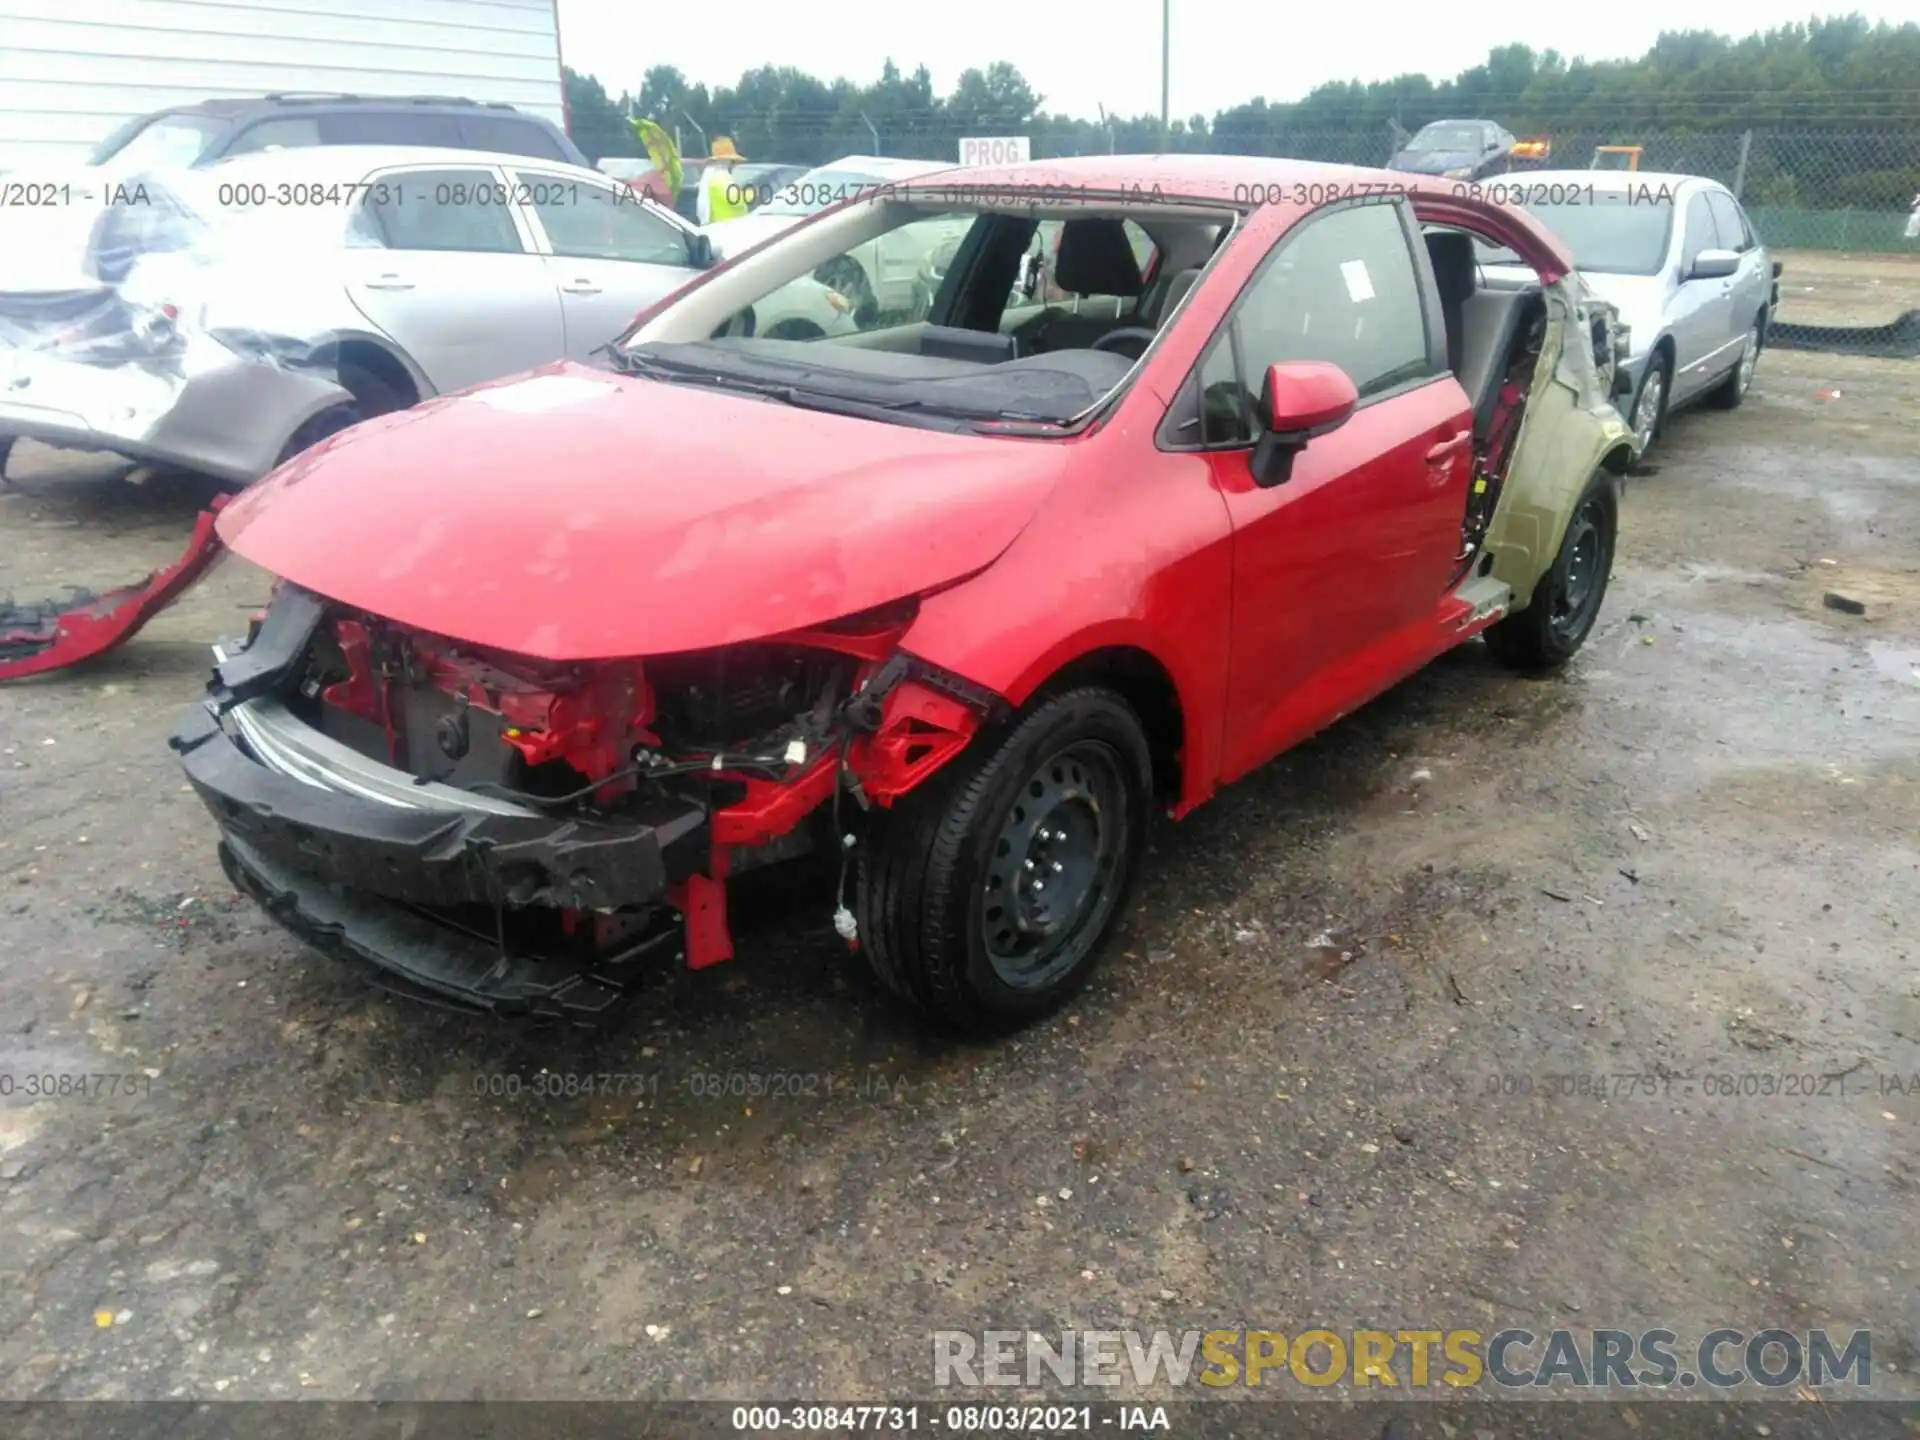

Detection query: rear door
(1193, 198), (1471, 780)
(509, 168), (706, 359)
(1669, 188), (1736, 402)
(341, 163), (565, 394)
(1706, 188), (1770, 342)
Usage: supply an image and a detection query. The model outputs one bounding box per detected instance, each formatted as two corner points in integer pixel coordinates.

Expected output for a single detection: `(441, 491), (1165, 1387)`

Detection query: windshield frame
(615, 186), (1240, 435)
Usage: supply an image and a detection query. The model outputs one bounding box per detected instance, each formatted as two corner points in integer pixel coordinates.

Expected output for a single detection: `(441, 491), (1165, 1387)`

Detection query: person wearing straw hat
(698, 138), (750, 225)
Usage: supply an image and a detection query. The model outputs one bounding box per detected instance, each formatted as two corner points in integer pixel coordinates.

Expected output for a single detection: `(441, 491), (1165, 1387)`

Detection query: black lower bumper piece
(171, 687), (709, 1023)
(220, 836), (681, 1022)
(172, 699), (706, 912)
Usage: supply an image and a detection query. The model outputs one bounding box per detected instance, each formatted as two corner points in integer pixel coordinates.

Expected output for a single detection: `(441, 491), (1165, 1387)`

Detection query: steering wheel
(1090, 327), (1159, 356)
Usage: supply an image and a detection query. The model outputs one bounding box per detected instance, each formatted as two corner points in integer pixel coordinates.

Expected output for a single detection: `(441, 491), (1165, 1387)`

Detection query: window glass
(519, 174), (687, 265)
(320, 111), (463, 148)
(94, 115), (224, 168)
(463, 115), (567, 161)
(1235, 202), (1431, 404)
(1681, 192), (1721, 269)
(1026, 218), (1160, 304)
(1198, 335), (1251, 446)
(1705, 191), (1749, 253)
(224, 117), (323, 155)
(363, 169), (523, 254)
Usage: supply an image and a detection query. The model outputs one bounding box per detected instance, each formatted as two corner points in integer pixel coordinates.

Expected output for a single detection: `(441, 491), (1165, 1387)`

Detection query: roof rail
(261, 92), (485, 108)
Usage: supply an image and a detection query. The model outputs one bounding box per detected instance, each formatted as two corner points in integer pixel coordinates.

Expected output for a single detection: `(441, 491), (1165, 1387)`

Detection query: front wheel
(854, 687), (1152, 1035)
(1484, 469), (1619, 673)
(1627, 351), (1669, 464)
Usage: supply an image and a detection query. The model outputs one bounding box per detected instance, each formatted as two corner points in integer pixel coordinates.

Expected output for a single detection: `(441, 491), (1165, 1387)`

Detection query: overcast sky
(555, 1), (1914, 123)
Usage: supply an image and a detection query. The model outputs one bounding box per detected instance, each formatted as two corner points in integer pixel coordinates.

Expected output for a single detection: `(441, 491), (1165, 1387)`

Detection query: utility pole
(860, 111), (881, 155)
(1159, 0), (1171, 152)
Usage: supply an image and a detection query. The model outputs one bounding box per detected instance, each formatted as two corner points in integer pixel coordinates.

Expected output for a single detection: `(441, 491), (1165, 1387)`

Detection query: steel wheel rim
(980, 740), (1129, 991)
(1738, 326), (1760, 393)
(1550, 497), (1607, 641)
(1633, 370), (1664, 450)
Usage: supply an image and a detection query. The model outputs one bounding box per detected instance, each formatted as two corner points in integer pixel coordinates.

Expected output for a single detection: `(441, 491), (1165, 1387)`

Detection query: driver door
(1191, 199), (1471, 782)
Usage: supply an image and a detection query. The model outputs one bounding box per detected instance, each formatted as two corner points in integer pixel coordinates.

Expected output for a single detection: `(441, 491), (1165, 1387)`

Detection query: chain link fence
(1027, 127), (1920, 254)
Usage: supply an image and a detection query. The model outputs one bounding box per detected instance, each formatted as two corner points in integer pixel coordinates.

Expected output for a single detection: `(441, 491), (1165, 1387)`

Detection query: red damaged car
(167, 155), (1637, 1033)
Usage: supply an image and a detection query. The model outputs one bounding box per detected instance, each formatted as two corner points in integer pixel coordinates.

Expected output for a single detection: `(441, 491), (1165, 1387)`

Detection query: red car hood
(217, 363), (1066, 659)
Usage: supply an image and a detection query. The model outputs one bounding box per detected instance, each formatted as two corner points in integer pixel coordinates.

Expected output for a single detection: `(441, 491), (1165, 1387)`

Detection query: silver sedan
(1473, 170), (1777, 461)
(0, 146), (719, 486)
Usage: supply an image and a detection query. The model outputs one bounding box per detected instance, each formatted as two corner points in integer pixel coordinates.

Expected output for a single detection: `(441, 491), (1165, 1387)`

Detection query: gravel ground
(1, 326), (1916, 1410)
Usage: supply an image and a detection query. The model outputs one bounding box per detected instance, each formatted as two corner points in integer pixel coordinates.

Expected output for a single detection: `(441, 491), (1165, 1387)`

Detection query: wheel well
(1600, 443), (1636, 475)
(1650, 333), (1675, 371)
(333, 339), (421, 407)
(1030, 647), (1185, 804)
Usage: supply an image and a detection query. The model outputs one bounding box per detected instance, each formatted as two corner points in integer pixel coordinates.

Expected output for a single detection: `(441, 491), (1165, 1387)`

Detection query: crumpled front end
(172, 581), (1000, 1023)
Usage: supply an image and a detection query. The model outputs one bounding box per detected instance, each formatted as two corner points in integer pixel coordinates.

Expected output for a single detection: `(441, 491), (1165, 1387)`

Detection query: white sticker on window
(1340, 259), (1375, 303)
(465, 374), (618, 413)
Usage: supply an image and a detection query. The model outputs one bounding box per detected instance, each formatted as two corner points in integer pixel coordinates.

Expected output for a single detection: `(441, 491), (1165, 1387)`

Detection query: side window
(224, 117), (323, 155)
(361, 169), (524, 254)
(517, 173), (688, 265)
(1234, 201), (1432, 403)
(320, 111), (463, 148)
(1681, 193), (1721, 268)
(462, 115), (567, 161)
(1705, 191), (1749, 252)
(1197, 335), (1252, 447)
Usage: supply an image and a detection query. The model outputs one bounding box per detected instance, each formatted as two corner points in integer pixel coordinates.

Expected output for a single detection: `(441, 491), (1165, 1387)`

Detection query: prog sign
(958, 136), (1031, 167)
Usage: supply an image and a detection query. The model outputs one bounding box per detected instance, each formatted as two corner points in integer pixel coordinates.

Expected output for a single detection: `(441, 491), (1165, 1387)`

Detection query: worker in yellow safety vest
(698, 138), (749, 224)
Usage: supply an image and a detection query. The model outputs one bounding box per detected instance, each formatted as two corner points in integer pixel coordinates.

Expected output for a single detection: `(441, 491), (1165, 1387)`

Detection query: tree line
(564, 17), (1920, 207)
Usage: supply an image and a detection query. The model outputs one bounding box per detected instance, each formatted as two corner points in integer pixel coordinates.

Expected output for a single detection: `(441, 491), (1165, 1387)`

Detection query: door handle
(1426, 431), (1472, 463)
(363, 274), (414, 291)
(560, 280), (602, 295)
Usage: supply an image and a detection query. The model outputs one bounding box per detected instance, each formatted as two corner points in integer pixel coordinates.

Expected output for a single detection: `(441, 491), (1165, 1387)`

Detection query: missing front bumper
(170, 609), (712, 1017)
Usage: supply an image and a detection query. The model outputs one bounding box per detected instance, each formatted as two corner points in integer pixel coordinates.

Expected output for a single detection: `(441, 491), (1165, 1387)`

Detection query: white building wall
(0, 0), (566, 169)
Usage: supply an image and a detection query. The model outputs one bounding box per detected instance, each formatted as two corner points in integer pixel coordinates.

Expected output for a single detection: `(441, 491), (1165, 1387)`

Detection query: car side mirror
(1688, 248), (1739, 281)
(687, 232), (715, 269)
(1250, 361), (1359, 488)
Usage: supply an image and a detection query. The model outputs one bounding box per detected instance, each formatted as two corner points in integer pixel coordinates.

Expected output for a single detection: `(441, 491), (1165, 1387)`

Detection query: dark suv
(86, 94), (588, 170)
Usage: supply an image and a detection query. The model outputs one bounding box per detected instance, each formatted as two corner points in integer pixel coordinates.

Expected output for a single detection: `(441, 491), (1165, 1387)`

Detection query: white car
(1, 146), (722, 485)
(1469, 169), (1776, 459)
(704, 155), (968, 325)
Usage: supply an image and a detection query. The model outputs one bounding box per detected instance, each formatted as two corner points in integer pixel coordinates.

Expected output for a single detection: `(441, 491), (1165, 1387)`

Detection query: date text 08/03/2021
(729, 1405), (1166, 1432)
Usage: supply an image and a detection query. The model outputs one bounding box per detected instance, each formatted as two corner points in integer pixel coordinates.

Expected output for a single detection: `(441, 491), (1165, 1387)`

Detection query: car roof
(193, 145), (601, 181)
(808, 155), (954, 178)
(1503, 168), (1713, 192)
(157, 94), (526, 119)
(885, 152), (1519, 203)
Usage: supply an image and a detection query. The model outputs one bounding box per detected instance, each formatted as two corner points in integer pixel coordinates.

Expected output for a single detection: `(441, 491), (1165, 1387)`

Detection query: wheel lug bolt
(1051, 861), (1064, 873)
(1024, 859), (1036, 870)
(1033, 881), (1045, 892)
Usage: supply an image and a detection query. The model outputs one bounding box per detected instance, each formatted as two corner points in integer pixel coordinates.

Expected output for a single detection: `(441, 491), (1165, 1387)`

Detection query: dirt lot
(2, 302), (1917, 1412)
(1772, 247), (1920, 326)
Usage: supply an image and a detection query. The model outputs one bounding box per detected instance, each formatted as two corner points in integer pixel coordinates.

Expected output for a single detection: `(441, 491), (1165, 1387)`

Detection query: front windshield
(89, 115), (224, 169)
(611, 198), (1220, 431)
(1410, 124), (1485, 154)
(1481, 195), (1676, 275)
(756, 168), (892, 217)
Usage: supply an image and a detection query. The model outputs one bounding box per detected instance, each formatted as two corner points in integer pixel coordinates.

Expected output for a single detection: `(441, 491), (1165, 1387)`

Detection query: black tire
(0, 434), (14, 480)
(1705, 316), (1763, 410)
(854, 687), (1152, 1035)
(1484, 469), (1619, 673)
(1626, 350), (1669, 465)
(337, 358), (408, 421)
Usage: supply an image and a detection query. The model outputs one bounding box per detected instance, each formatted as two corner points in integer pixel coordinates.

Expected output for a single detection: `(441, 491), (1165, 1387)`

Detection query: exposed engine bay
(168, 582), (996, 1023)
